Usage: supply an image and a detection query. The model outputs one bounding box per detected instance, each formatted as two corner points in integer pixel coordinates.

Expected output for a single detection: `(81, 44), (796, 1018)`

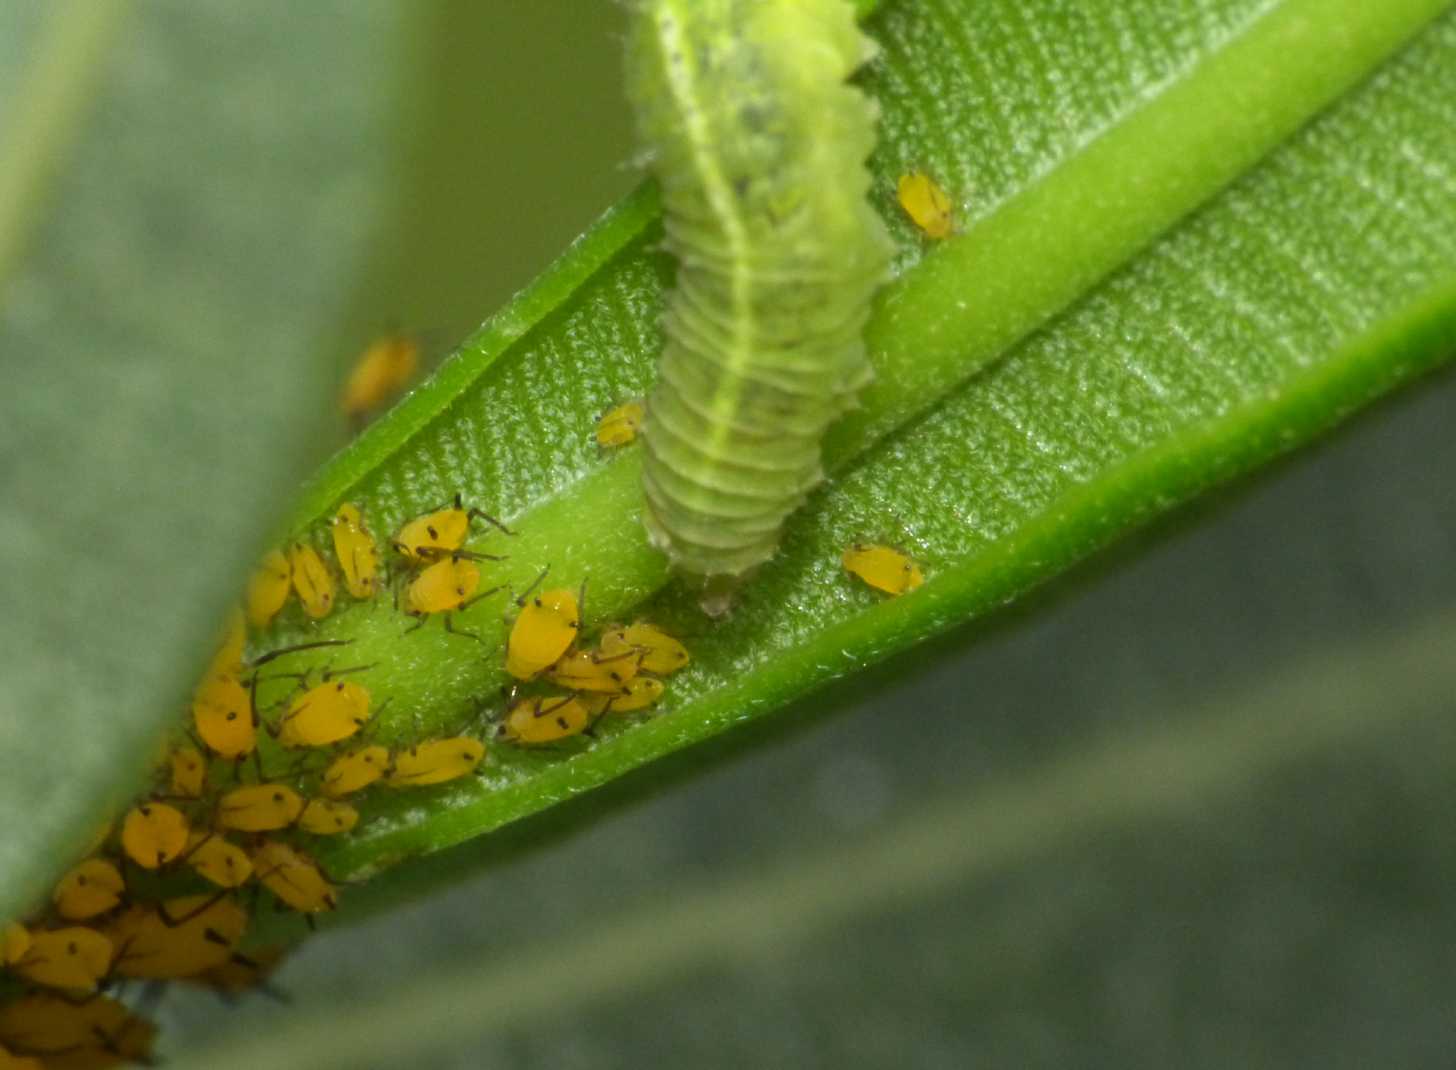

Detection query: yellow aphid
(330, 502), (381, 600)
(1, 923), (29, 966)
(216, 784), (304, 833)
(546, 631), (642, 693)
(245, 549), (291, 629)
(0, 1043), (40, 1069)
(614, 621), (690, 675)
(0, 994), (156, 1067)
(191, 945), (288, 997)
(169, 745), (208, 798)
(321, 745), (390, 798)
(595, 399), (645, 448)
(841, 542), (924, 595)
(506, 586), (581, 679)
(391, 493), (511, 564)
(52, 860), (125, 921)
(288, 541), (336, 620)
(298, 798), (359, 836)
(599, 675), (665, 714)
(896, 171), (954, 239)
(11, 927), (113, 990)
(121, 802), (189, 870)
(407, 554), (481, 616)
(277, 679), (371, 748)
(500, 695), (593, 744)
(185, 833), (253, 889)
(386, 738), (486, 787)
(192, 671), (256, 760)
(253, 842), (338, 914)
(340, 331), (420, 425)
(206, 606), (247, 678)
(108, 895), (248, 980)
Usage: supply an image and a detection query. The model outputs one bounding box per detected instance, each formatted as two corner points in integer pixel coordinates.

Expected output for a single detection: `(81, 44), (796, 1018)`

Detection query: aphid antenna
(249, 639), (352, 670)
(320, 662), (375, 681)
(154, 888), (234, 929)
(466, 507), (516, 538)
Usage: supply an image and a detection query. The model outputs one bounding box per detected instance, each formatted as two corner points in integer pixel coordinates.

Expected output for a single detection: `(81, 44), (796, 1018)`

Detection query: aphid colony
(0, 493), (694, 1066)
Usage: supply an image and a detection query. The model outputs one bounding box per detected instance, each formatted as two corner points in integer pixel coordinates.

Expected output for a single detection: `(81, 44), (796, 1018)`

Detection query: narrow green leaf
(235, 0), (1456, 898)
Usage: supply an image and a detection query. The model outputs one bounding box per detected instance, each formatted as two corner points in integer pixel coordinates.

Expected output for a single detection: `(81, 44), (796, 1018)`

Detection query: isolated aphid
(192, 671), (256, 761)
(276, 676), (372, 748)
(505, 576), (581, 679)
(340, 331), (420, 426)
(386, 738), (486, 787)
(0, 993), (156, 1067)
(107, 895), (249, 980)
(10, 927), (114, 990)
(595, 399), (645, 448)
(330, 502), (381, 600)
(184, 833), (253, 889)
(841, 542), (924, 595)
(169, 745), (208, 799)
(896, 171), (955, 239)
(121, 802), (189, 870)
(1, 923), (29, 966)
(499, 695), (593, 745)
(610, 621), (690, 675)
(52, 860), (125, 921)
(288, 542), (336, 620)
(215, 784), (305, 833)
(246, 550), (292, 629)
(320, 745), (390, 798)
(297, 798), (359, 837)
(392, 492), (512, 565)
(546, 628), (643, 692)
(253, 842), (338, 915)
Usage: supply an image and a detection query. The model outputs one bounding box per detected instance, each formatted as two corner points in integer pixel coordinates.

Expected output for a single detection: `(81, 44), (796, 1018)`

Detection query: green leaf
(236, 0), (1456, 906)
(0, 2), (410, 920)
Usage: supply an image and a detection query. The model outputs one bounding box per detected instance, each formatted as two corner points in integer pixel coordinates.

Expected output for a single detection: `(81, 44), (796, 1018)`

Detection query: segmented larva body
(627, 0), (892, 583)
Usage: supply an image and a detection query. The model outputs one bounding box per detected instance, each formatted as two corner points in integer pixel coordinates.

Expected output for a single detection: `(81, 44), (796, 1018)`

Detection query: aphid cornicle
(121, 802), (190, 869)
(896, 171), (955, 239)
(595, 400), (646, 448)
(392, 493), (512, 565)
(841, 542), (924, 595)
(331, 502), (382, 600)
(626, 0), (893, 587)
(321, 744), (390, 798)
(246, 550), (291, 629)
(216, 784), (305, 833)
(505, 576), (581, 680)
(340, 331), (420, 426)
(52, 859), (125, 921)
(386, 738), (486, 787)
(288, 541), (336, 619)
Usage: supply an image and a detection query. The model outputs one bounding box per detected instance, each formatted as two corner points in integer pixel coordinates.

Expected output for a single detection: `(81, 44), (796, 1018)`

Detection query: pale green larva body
(626, 0), (893, 586)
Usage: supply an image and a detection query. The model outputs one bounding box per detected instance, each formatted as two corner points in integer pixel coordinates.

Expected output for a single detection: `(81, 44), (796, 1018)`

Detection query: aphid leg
(155, 887), (232, 928)
(249, 639), (352, 670)
(466, 507), (516, 537)
(442, 615), (481, 643)
(510, 565), (550, 610)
